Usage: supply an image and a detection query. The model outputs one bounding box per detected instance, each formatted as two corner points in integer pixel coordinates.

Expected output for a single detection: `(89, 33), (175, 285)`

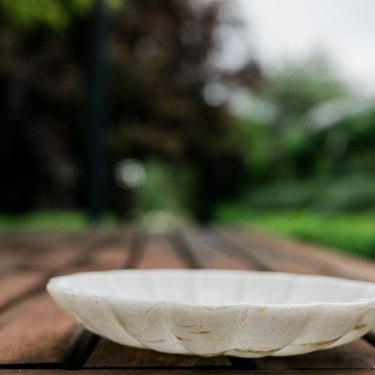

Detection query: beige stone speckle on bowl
(47, 269), (375, 357)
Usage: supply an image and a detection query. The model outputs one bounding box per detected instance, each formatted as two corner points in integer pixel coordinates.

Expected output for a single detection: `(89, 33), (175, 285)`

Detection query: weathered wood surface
(0, 230), (131, 367)
(1, 227), (375, 374)
(2, 369), (375, 375)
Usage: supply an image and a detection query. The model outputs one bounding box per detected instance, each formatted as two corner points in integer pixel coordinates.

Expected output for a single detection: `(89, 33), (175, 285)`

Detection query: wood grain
(225, 228), (375, 280)
(181, 230), (256, 270)
(255, 340), (375, 370)
(0, 233), (79, 276)
(1, 368), (375, 374)
(85, 339), (230, 368)
(136, 235), (187, 269)
(0, 293), (75, 365)
(2, 228), (375, 372)
(0, 231), (131, 367)
(0, 238), (90, 312)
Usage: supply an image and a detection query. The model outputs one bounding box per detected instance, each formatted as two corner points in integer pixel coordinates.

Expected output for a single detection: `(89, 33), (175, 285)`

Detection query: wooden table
(1, 227), (375, 375)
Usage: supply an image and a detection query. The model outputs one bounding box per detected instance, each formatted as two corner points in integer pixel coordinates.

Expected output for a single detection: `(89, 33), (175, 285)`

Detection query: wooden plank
(85, 338), (230, 368)
(85, 233), (231, 369)
(1, 368), (375, 374)
(0, 232), (71, 254)
(0, 293), (76, 365)
(172, 229), (267, 371)
(0, 233), (102, 313)
(254, 340), (375, 370)
(0, 233), (80, 276)
(136, 235), (187, 269)
(0, 231), (132, 367)
(226, 228), (375, 280)
(216, 229), (317, 274)
(0, 271), (44, 310)
(181, 229), (256, 270)
(0, 233), (94, 312)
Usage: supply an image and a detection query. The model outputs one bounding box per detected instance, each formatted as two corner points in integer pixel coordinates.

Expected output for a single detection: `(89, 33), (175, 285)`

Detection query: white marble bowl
(47, 269), (375, 357)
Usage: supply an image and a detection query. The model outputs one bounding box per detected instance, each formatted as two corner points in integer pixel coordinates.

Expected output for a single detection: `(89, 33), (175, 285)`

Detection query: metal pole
(88, 0), (106, 223)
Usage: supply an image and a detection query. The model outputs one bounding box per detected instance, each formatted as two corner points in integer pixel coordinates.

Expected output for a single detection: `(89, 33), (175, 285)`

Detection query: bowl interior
(52, 269), (375, 306)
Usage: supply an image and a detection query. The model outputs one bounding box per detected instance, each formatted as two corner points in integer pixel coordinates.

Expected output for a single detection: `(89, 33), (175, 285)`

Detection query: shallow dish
(47, 269), (375, 357)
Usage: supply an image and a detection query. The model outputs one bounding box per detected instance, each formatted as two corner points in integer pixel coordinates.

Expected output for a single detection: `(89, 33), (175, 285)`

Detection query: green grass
(0, 211), (120, 231)
(214, 205), (375, 259)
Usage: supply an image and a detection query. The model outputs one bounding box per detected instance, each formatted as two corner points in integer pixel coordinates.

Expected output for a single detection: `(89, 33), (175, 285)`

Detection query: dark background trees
(0, 0), (260, 221)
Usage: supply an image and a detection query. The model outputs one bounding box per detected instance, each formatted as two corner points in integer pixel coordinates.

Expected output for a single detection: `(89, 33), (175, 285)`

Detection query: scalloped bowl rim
(47, 269), (375, 308)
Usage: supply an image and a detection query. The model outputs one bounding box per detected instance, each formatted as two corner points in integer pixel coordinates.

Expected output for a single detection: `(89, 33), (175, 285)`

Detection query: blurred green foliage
(226, 55), (375, 187)
(215, 206), (375, 258)
(0, 0), (122, 29)
(241, 175), (375, 212)
(1, 0), (258, 221)
(262, 56), (346, 116)
(213, 56), (375, 257)
(133, 160), (197, 218)
(0, 0), (90, 29)
(0, 211), (119, 231)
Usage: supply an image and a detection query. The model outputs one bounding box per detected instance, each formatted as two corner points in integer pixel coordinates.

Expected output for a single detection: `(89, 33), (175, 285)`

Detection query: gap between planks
(170, 228), (375, 371)
(166, 230), (260, 370)
(0, 230), (132, 369)
(1, 367), (375, 374)
(83, 232), (230, 369)
(0, 230), (101, 313)
(62, 231), (145, 369)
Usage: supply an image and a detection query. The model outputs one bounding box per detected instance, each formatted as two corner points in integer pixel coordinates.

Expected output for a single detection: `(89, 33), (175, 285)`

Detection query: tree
(0, 0), (261, 221)
(256, 54), (348, 177)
